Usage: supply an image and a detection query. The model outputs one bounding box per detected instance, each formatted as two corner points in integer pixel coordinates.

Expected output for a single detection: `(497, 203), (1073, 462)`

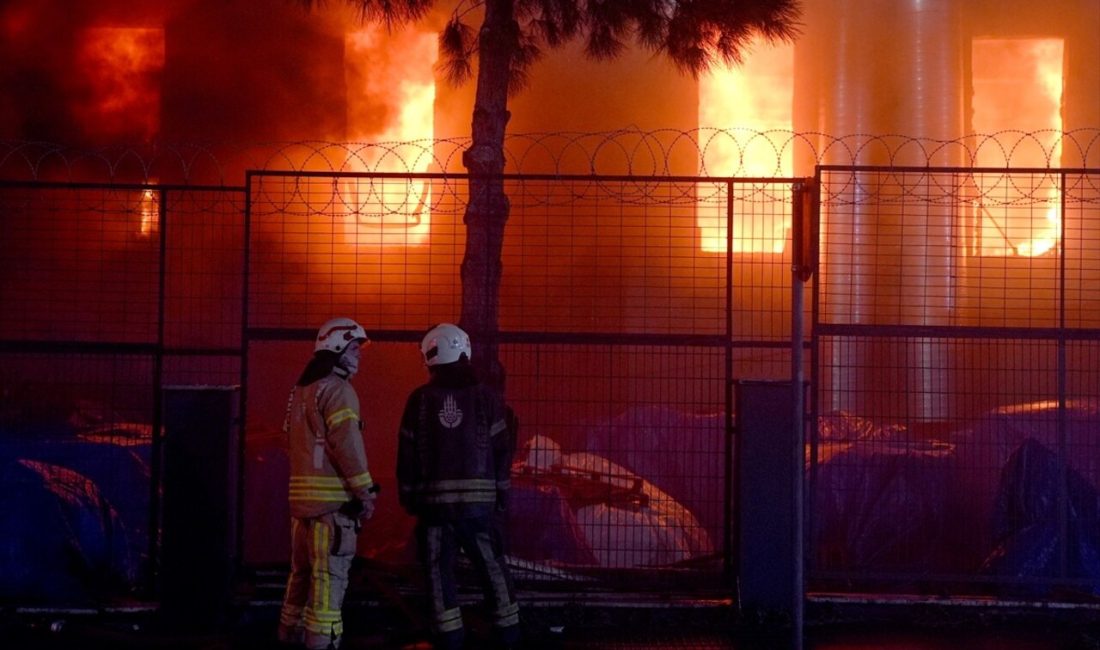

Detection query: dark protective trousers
(417, 517), (520, 650)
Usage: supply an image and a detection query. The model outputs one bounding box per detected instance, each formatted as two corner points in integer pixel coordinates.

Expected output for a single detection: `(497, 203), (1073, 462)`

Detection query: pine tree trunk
(460, 0), (515, 393)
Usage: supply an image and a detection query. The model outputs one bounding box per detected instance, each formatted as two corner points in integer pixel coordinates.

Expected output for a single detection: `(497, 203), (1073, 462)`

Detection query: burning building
(3, 0), (1100, 609)
(4, 1), (1097, 167)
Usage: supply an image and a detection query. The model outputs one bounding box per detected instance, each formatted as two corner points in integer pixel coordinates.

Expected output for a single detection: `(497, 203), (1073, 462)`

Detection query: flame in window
(76, 28), (165, 142)
(698, 40), (793, 254)
(971, 39), (1064, 257)
(139, 187), (158, 237)
(342, 27), (436, 247)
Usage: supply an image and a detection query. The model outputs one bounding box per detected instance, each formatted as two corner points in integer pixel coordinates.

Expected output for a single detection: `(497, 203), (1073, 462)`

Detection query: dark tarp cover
(0, 458), (136, 603)
(980, 438), (1100, 598)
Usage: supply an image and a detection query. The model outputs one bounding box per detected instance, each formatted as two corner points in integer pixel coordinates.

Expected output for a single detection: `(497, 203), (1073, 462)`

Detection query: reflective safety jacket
(285, 368), (375, 519)
(397, 379), (513, 521)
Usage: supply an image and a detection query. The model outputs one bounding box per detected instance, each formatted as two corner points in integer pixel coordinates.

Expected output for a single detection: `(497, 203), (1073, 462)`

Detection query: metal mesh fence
(163, 190), (246, 354)
(0, 182), (244, 604)
(0, 351), (156, 602)
(503, 343), (727, 578)
(4, 157), (1099, 607)
(810, 167), (1100, 597)
(242, 171), (799, 593)
(0, 185), (161, 344)
(246, 173), (464, 332)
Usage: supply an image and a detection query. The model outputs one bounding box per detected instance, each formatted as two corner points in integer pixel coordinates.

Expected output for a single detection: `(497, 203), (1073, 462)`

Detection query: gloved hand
(496, 490), (509, 513)
(360, 492), (377, 520)
(339, 490), (378, 522)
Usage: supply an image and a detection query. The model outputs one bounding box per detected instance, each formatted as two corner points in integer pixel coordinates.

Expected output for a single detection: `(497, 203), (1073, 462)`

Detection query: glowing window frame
(341, 27), (437, 248)
(698, 40), (794, 254)
(969, 38), (1064, 258)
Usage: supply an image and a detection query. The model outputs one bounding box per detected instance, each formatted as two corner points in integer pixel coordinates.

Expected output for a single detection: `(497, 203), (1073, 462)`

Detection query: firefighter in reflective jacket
(397, 323), (520, 650)
(278, 317), (377, 650)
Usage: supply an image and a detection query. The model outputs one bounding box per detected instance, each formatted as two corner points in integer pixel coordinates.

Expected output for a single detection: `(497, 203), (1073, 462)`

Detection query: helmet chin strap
(336, 350), (358, 377)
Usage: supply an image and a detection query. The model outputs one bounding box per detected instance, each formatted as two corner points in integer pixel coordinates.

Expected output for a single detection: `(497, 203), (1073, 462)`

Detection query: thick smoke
(0, 0), (436, 149)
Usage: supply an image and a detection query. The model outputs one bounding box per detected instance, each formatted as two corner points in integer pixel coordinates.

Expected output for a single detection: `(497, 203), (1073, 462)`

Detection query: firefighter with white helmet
(398, 323), (520, 650)
(419, 322), (472, 366)
(278, 317), (377, 650)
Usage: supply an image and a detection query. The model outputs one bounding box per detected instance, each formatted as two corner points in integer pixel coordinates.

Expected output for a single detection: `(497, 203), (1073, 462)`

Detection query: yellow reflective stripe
(289, 485), (351, 495)
(399, 426), (415, 439)
(320, 523), (331, 613)
(289, 472), (374, 501)
(496, 480), (511, 490)
(289, 491), (351, 502)
(280, 605), (302, 627)
(427, 527), (445, 620)
(290, 474), (373, 492)
(495, 611), (520, 628)
(290, 476), (347, 486)
(326, 408), (358, 427)
(494, 602), (519, 624)
(345, 472), (373, 488)
(305, 609), (342, 623)
(418, 478), (496, 492)
(302, 611), (342, 636)
(476, 531), (515, 628)
(437, 619), (463, 633)
(434, 606), (464, 633)
(309, 522), (330, 619)
(436, 620), (463, 633)
(410, 478), (497, 504)
(419, 491), (496, 505)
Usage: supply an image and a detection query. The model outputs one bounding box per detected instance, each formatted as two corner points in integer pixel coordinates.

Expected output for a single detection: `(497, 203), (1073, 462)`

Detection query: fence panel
(811, 167), (1100, 598)
(0, 182), (244, 606)
(242, 171), (800, 592)
(6, 152), (1100, 610)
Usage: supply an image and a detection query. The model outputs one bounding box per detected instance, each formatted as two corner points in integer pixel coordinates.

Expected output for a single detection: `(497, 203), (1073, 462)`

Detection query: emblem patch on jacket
(438, 394), (463, 429)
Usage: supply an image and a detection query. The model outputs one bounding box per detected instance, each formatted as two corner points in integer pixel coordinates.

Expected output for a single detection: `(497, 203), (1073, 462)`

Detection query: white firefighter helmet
(421, 323), (471, 366)
(314, 317), (369, 354)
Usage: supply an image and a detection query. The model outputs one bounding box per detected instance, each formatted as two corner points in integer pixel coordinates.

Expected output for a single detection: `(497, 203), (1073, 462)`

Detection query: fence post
(160, 385), (241, 629)
(791, 179), (813, 647)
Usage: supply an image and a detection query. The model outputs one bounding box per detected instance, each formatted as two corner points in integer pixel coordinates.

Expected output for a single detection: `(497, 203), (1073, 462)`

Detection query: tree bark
(461, 0), (515, 394)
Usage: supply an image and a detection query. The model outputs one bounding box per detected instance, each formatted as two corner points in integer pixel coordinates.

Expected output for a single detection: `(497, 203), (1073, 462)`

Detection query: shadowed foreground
(6, 596), (1100, 650)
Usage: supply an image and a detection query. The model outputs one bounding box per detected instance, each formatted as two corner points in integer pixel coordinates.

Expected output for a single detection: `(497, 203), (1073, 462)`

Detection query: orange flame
(698, 40), (794, 254)
(137, 186), (159, 237)
(77, 28), (165, 142)
(972, 39), (1064, 257)
(139, 188), (158, 237)
(342, 27), (436, 247)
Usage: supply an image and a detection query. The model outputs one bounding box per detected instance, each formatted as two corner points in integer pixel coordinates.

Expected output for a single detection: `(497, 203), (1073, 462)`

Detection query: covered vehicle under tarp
(570, 406), (725, 549)
(810, 401), (1100, 592)
(507, 473), (597, 566)
(0, 458), (137, 603)
(510, 434), (713, 569)
(0, 409), (151, 604)
(950, 399), (1100, 570)
(810, 411), (957, 574)
(980, 437), (1100, 598)
(2, 429), (152, 552)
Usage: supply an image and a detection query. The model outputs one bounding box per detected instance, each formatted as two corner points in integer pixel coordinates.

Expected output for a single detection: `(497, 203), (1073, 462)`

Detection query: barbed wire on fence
(3, 129), (1100, 209)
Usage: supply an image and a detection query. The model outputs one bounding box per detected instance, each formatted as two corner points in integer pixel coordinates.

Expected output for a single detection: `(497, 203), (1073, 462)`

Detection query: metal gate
(0, 180), (245, 604)
(241, 170), (805, 594)
(10, 164), (1099, 607)
(808, 165), (1100, 598)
